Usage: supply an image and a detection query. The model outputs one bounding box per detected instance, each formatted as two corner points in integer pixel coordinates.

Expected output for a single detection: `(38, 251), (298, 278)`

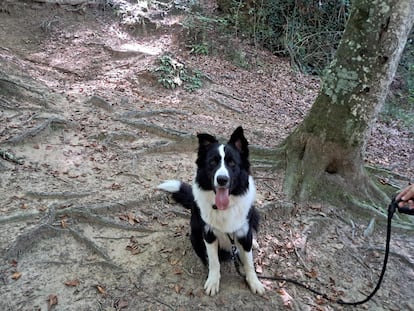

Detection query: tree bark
(281, 0), (414, 205)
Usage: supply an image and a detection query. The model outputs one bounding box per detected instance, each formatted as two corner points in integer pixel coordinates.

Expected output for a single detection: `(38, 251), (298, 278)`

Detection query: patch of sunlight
(119, 43), (161, 56)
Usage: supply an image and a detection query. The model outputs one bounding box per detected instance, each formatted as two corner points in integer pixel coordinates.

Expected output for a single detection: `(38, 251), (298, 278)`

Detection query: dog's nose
(216, 175), (229, 187)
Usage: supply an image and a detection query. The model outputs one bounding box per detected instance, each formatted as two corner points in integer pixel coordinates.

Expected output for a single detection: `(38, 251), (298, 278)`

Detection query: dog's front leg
(236, 239), (265, 295)
(204, 238), (221, 296)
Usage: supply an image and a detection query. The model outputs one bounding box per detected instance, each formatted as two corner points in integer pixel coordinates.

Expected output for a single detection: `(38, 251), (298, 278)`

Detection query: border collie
(157, 127), (265, 296)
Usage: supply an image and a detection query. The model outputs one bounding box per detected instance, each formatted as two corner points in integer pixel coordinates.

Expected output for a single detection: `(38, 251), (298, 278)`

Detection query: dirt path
(0, 1), (413, 311)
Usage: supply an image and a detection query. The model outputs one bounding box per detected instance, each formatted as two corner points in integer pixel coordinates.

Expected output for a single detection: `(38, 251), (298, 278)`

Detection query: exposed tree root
(33, 0), (97, 5)
(2, 195), (165, 263)
(148, 297), (175, 311)
(366, 165), (412, 191)
(0, 211), (41, 225)
(67, 227), (110, 260)
(66, 208), (156, 233)
(5, 222), (125, 271)
(120, 109), (189, 119)
(117, 118), (195, 141)
(5, 205), (57, 259)
(89, 131), (139, 144)
(25, 56), (82, 77)
(213, 89), (247, 103)
(0, 97), (20, 110)
(118, 115), (281, 162)
(0, 76), (46, 98)
(117, 108), (281, 164)
(367, 247), (414, 268)
(25, 191), (95, 199)
(208, 97), (242, 113)
(6, 117), (73, 144)
(343, 194), (414, 230)
(144, 141), (193, 154)
(5, 224), (65, 259)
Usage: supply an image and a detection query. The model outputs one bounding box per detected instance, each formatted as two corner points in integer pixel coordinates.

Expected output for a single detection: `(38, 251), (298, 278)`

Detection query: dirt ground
(0, 1), (413, 310)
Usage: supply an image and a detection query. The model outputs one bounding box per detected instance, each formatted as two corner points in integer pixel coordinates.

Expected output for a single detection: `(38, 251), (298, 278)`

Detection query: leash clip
(231, 244), (238, 259)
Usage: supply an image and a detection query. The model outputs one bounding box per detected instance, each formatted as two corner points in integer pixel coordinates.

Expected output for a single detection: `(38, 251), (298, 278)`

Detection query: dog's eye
(228, 160), (236, 167)
(209, 159), (218, 167)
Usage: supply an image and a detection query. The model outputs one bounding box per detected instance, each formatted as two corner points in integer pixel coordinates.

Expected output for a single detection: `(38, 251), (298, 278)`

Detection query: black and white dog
(157, 127), (265, 296)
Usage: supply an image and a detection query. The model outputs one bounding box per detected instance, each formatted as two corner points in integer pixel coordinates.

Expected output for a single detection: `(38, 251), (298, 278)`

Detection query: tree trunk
(281, 0), (414, 205)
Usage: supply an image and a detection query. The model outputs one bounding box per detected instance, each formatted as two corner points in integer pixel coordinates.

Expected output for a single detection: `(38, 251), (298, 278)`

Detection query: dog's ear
(197, 133), (218, 148)
(228, 126), (248, 155)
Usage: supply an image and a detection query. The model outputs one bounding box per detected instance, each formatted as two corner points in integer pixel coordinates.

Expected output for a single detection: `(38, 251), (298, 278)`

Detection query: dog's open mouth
(215, 187), (230, 210)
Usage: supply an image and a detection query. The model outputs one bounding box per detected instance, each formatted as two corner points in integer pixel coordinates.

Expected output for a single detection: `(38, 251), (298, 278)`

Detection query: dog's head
(195, 126), (250, 210)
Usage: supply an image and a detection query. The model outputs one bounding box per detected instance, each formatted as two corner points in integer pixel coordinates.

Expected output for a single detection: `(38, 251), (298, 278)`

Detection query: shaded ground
(0, 1), (413, 310)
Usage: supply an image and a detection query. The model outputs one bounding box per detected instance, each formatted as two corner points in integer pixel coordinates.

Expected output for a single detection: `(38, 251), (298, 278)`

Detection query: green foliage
(226, 49), (250, 69)
(153, 54), (204, 92)
(182, 69), (204, 92)
(182, 14), (229, 55)
(380, 31), (414, 133)
(189, 43), (209, 55)
(224, 0), (351, 74)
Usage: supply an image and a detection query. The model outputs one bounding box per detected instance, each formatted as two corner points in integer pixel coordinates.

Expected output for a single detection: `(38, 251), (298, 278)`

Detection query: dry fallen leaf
(96, 285), (106, 295)
(292, 235), (307, 250)
(127, 212), (136, 225)
(158, 219), (169, 226)
(116, 299), (129, 309)
(173, 267), (183, 275)
(310, 203), (322, 210)
(11, 271), (22, 280)
(119, 213), (139, 225)
(119, 214), (128, 222)
(126, 243), (141, 255)
(170, 258), (180, 266)
(277, 288), (293, 309)
(61, 218), (68, 228)
(110, 182), (122, 190)
(47, 294), (58, 309)
(285, 241), (294, 251)
(305, 267), (318, 279)
(64, 279), (80, 287)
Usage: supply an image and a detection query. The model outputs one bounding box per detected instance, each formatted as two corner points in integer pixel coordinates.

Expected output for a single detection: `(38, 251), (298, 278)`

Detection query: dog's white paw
(204, 274), (220, 296)
(247, 275), (265, 295)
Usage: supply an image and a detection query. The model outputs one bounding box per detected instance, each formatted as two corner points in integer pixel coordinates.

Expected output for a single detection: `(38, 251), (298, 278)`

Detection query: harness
(228, 196), (412, 306)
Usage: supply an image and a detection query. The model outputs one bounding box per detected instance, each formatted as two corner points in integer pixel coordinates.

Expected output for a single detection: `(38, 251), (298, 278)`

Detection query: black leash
(230, 196), (413, 305)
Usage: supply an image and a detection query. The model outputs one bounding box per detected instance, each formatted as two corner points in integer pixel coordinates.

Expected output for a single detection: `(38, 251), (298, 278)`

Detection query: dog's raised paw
(204, 275), (220, 296)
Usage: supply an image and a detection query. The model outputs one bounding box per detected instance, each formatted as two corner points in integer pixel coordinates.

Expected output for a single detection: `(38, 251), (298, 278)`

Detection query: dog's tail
(157, 180), (195, 210)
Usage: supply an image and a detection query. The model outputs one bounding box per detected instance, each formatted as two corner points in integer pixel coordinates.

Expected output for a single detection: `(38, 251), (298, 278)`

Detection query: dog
(157, 126), (265, 296)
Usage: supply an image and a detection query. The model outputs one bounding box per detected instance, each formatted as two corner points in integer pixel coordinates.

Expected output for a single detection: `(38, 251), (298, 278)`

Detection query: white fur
(159, 142), (265, 296)
(157, 180), (181, 193)
(235, 240), (265, 295)
(204, 239), (221, 295)
(193, 175), (264, 296)
(214, 145), (229, 187)
(192, 176), (256, 234)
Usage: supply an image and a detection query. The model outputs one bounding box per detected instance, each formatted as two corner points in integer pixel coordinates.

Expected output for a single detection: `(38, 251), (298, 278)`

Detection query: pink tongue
(215, 188), (230, 210)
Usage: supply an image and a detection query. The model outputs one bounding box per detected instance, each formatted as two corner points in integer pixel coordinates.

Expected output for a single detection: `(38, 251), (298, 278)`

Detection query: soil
(0, 1), (413, 311)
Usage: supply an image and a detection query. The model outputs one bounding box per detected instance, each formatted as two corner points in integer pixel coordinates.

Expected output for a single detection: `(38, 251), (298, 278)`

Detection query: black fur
(160, 127), (259, 265)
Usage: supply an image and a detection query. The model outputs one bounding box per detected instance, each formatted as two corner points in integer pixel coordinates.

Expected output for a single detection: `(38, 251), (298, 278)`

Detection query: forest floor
(0, 1), (413, 310)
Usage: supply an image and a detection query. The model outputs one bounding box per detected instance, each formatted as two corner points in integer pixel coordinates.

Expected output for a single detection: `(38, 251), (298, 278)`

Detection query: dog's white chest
(193, 177), (256, 234)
